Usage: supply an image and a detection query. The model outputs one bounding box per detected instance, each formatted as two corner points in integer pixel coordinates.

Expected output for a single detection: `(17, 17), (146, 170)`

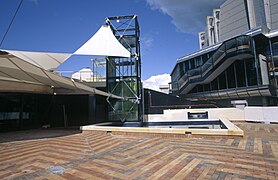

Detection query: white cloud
(146, 0), (225, 34)
(143, 73), (171, 91)
(141, 36), (154, 48)
(140, 35), (154, 55)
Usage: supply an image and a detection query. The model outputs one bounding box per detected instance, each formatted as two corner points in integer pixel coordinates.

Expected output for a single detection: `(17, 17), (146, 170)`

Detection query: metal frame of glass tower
(105, 15), (143, 124)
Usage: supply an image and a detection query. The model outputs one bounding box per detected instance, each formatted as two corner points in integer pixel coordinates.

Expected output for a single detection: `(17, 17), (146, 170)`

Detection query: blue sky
(0, 0), (224, 80)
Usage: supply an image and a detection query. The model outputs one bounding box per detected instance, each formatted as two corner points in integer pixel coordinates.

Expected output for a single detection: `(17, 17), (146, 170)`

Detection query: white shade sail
(0, 51), (123, 99)
(1, 49), (72, 70)
(74, 25), (130, 57)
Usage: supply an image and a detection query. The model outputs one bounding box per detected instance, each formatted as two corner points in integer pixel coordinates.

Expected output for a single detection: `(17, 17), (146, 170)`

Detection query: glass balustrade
(173, 35), (253, 94)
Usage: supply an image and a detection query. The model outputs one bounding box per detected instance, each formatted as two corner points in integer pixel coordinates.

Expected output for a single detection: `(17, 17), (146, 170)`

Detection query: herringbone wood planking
(0, 122), (277, 179)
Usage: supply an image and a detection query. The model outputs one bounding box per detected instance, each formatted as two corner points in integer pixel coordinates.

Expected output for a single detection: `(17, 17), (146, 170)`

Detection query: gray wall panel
(219, 0), (249, 41)
(270, 0), (278, 30)
(270, 0), (278, 6)
(272, 22), (278, 30)
(272, 13), (278, 22)
(253, 0), (266, 27)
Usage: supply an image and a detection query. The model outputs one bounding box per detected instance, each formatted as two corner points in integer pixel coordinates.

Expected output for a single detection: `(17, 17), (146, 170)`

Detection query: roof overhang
(0, 49), (72, 70)
(0, 50), (123, 99)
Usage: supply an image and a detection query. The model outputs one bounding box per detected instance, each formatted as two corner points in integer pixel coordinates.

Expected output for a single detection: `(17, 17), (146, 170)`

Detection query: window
(235, 61), (246, 87)
(200, 33), (205, 40)
(209, 18), (214, 26)
(197, 85), (203, 92)
(189, 59), (195, 69)
(271, 41), (278, 56)
(211, 78), (218, 91)
(203, 83), (210, 91)
(245, 58), (257, 86)
(179, 63), (185, 77)
(218, 71), (227, 89)
(226, 64), (236, 88)
(215, 11), (220, 20)
(184, 61), (189, 72)
(195, 57), (203, 67)
(202, 54), (208, 63)
(171, 67), (180, 82)
(189, 86), (198, 94)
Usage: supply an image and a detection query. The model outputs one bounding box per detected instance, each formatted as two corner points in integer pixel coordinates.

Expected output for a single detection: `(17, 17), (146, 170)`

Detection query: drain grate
(48, 166), (65, 174)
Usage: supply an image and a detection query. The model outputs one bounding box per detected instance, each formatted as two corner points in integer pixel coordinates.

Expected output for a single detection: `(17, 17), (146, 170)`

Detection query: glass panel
(218, 71), (227, 89)
(195, 57), (202, 67)
(184, 61), (189, 72)
(203, 83), (210, 91)
(172, 66), (180, 81)
(202, 58), (213, 74)
(211, 78), (218, 91)
(245, 58), (257, 86)
(272, 42), (278, 56)
(197, 85), (203, 92)
(227, 64), (236, 88)
(188, 68), (200, 77)
(237, 36), (249, 47)
(235, 61), (246, 87)
(189, 59), (195, 69)
(213, 50), (224, 62)
(225, 39), (237, 51)
(0, 94), (39, 132)
(179, 63), (184, 77)
(22, 94), (38, 129)
(0, 94), (21, 131)
(108, 99), (138, 122)
(189, 86), (198, 94)
(202, 54), (208, 63)
(273, 57), (278, 67)
(171, 82), (179, 90)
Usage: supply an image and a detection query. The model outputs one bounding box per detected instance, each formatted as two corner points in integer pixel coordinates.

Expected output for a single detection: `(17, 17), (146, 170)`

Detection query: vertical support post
(243, 60), (248, 86)
(234, 63), (238, 88)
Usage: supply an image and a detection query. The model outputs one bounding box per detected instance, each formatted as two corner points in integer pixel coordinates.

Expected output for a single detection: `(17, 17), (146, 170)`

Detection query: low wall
(203, 108), (244, 121)
(245, 107), (278, 123)
(146, 108), (244, 122)
(146, 107), (278, 123)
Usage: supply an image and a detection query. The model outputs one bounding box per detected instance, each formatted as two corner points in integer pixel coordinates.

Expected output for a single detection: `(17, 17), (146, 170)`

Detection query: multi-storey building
(171, 0), (278, 106)
(199, 9), (220, 48)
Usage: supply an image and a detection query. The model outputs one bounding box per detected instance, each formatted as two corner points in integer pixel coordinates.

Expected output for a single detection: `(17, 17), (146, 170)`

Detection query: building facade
(199, 0), (277, 49)
(199, 9), (220, 48)
(171, 0), (278, 106)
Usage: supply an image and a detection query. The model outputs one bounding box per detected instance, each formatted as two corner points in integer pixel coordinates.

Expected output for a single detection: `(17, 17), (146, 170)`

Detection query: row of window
(177, 36), (252, 82)
(178, 51), (214, 78)
(172, 36), (278, 96)
(189, 59), (258, 94)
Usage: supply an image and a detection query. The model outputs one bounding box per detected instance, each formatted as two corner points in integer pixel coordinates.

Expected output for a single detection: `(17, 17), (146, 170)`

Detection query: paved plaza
(0, 122), (278, 179)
